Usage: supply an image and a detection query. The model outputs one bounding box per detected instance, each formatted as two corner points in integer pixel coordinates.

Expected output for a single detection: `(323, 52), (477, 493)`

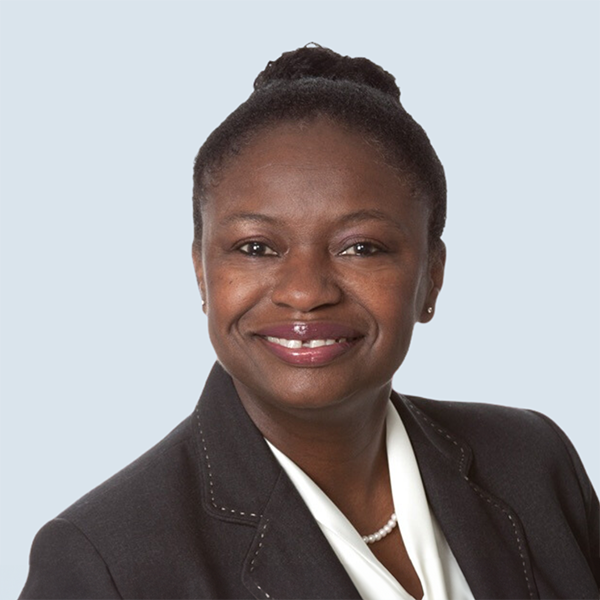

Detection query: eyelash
(237, 241), (278, 257)
(236, 240), (385, 258)
(339, 241), (384, 257)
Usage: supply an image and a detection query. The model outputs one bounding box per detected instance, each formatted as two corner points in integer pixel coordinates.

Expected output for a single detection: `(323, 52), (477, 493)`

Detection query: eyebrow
(337, 209), (406, 232)
(219, 209), (405, 231)
(220, 213), (281, 226)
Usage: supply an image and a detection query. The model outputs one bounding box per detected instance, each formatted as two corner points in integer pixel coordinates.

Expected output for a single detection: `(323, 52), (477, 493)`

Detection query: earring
(427, 306), (433, 314)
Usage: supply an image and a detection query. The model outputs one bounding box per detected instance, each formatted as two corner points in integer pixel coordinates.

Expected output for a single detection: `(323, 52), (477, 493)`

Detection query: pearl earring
(427, 306), (433, 314)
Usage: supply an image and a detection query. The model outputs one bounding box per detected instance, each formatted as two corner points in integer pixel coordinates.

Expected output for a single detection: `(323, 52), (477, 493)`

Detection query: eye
(238, 241), (278, 257)
(339, 241), (383, 257)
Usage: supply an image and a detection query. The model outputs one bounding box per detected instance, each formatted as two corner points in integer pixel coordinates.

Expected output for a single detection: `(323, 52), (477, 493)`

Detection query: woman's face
(195, 119), (444, 413)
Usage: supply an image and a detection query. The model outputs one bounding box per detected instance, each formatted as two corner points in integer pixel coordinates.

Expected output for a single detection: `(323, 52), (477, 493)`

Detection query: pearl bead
(362, 512), (398, 545)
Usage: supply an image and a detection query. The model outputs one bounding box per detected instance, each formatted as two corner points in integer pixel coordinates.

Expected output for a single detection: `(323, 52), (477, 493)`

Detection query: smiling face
(194, 118), (444, 415)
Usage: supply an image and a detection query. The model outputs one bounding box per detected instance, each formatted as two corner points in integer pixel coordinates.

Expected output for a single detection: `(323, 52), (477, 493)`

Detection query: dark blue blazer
(20, 363), (600, 599)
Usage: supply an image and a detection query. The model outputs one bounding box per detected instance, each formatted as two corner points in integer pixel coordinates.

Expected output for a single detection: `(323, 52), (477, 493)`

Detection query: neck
(235, 381), (393, 529)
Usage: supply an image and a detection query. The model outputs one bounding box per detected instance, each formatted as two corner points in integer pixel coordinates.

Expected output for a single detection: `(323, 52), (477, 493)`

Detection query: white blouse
(266, 402), (475, 600)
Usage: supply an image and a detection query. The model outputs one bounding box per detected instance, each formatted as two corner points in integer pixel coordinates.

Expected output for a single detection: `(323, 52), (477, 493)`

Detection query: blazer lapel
(242, 471), (361, 599)
(195, 363), (360, 599)
(394, 393), (539, 600)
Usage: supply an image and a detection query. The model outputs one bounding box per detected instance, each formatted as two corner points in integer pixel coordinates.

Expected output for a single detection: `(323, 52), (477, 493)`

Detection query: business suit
(20, 362), (600, 599)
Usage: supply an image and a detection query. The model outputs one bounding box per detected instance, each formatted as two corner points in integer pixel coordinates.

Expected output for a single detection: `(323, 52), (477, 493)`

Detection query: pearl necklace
(362, 512), (398, 544)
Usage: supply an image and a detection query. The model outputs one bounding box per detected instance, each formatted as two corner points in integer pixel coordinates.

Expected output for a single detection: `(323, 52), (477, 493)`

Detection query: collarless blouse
(265, 401), (475, 600)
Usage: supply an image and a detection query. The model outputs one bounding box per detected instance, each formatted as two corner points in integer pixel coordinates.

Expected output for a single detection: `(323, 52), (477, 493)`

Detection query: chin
(231, 360), (393, 417)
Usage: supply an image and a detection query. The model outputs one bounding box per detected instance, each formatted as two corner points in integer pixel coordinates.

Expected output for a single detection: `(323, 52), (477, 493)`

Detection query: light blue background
(1, 1), (598, 597)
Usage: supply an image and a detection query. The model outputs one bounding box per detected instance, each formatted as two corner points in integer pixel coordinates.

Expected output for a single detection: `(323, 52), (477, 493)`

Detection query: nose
(270, 249), (343, 312)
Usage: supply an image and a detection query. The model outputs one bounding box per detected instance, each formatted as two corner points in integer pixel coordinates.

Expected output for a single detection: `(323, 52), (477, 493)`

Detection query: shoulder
(404, 394), (572, 459)
(20, 518), (122, 599)
(398, 395), (600, 590)
(61, 414), (199, 527)
(405, 394), (551, 436)
(20, 414), (203, 598)
(401, 394), (596, 514)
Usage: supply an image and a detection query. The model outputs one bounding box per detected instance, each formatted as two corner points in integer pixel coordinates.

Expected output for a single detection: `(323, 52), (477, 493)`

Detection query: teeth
(265, 336), (348, 349)
(305, 339), (326, 348)
(265, 336), (301, 348)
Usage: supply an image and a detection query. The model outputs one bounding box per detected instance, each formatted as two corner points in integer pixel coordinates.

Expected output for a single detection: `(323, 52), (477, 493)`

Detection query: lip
(254, 322), (364, 367)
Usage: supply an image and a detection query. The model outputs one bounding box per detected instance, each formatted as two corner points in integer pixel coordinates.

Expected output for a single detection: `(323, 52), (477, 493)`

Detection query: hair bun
(253, 44), (401, 102)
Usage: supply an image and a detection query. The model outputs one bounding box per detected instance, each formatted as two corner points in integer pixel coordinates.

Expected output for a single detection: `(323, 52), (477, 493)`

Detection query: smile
(254, 322), (363, 367)
(264, 336), (348, 349)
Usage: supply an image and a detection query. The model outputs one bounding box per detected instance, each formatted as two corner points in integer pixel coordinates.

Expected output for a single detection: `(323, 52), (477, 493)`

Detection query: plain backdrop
(1, 1), (598, 597)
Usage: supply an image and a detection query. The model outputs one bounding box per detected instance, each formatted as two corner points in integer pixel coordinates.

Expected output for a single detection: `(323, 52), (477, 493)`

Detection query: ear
(191, 243), (207, 314)
(419, 241), (446, 323)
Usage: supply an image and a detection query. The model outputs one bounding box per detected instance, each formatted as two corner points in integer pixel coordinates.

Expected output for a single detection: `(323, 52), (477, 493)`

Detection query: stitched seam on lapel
(249, 521), (269, 573)
(465, 480), (536, 599)
(248, 521), (272, 598)
(404, 398), (467, 473)
(405, 397), (537, 599)
(253, 584), (271, 599)
(195, 407), (262, 520)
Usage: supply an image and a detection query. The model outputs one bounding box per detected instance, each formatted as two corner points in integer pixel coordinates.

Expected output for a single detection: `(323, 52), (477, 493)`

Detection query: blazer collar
(193, 364), (538, 600)
(194, 362), (361, 599)
(193, 362), (278, 525)
(394, 393), (539, 600)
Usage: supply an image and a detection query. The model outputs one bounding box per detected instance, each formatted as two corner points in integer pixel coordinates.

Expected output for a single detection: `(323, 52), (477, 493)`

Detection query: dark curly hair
(193, 45), (446, 252)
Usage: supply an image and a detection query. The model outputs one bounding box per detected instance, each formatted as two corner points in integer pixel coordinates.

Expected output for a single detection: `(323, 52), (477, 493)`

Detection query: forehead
(203, 119), (427, 228)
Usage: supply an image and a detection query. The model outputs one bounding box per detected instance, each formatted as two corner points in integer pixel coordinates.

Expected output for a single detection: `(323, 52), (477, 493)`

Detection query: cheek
(365, 273), (425, 366)
(347, 265), (425, 323)
(204, 263), (267, 328)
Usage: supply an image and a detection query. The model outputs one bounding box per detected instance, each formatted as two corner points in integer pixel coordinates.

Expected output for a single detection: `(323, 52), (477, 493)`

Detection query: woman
(20, 46), (599, 600)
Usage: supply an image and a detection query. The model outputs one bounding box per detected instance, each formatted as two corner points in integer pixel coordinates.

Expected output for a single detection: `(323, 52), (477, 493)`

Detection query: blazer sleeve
(19, 517), (122, 599)
(530, 410), (600, 587)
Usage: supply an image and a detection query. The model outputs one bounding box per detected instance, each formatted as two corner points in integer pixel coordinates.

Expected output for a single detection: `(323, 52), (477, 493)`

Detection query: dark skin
(193, 118), (445, 599)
